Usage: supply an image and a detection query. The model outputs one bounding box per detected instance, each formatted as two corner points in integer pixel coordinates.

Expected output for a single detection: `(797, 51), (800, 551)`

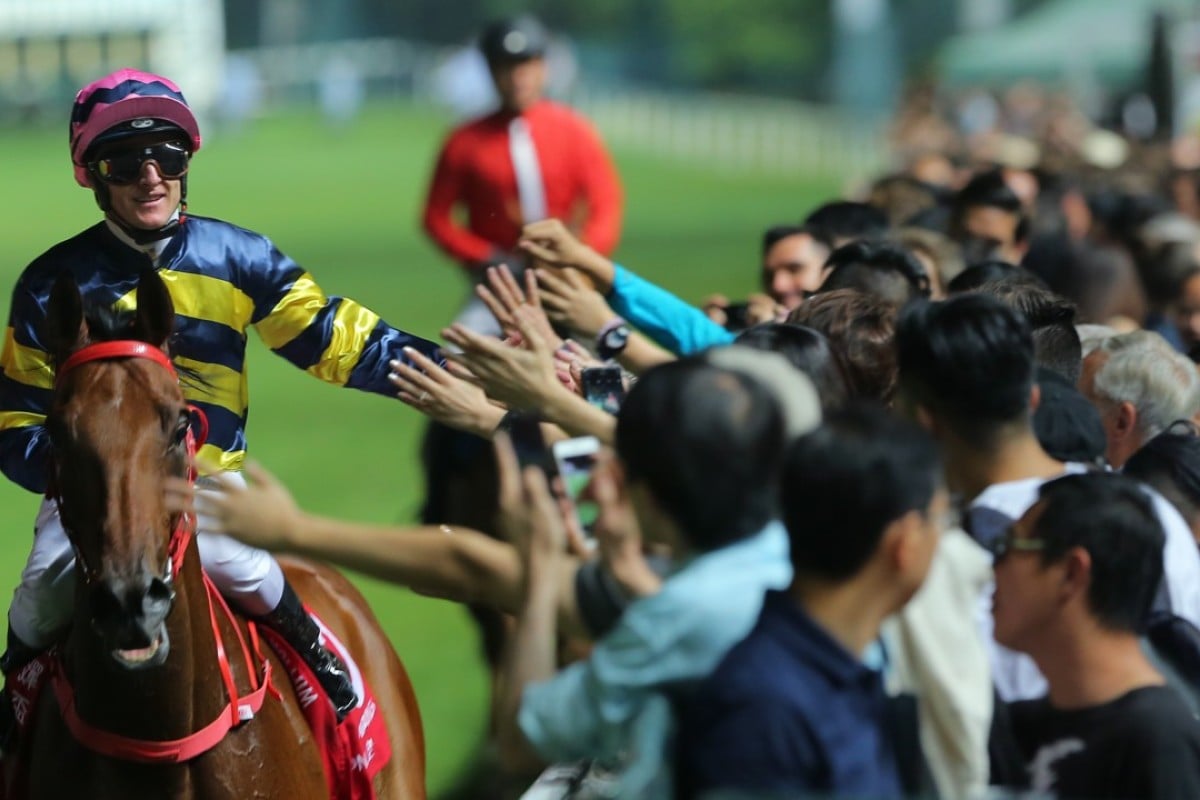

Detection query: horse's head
(45, 268), (190, 670)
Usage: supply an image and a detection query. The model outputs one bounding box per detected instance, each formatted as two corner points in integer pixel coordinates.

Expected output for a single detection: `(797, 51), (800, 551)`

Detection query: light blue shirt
(518, 522), (792, 797)
(608, 264), (736, 355)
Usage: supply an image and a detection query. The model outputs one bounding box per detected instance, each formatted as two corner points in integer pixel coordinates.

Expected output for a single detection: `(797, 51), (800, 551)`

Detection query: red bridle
(49, 340), (276, 763)
(54, 340), (205, 583)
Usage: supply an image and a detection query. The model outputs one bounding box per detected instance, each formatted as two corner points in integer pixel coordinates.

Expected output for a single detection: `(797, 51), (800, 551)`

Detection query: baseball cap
(1033, 366), (1107, 466)
(479, 16), (549, 64)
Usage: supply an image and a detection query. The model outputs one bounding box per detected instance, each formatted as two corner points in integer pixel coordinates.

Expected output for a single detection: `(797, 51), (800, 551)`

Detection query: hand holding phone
(552, 436), (601, 541)
(580, 366), (626, 415)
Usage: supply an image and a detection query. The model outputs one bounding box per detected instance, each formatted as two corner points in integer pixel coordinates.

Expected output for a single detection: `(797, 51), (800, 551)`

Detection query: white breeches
(8, 473), (285, 648)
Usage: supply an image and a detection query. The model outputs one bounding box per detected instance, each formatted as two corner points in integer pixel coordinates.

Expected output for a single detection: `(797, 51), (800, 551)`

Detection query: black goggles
(89, 142), (190, 185)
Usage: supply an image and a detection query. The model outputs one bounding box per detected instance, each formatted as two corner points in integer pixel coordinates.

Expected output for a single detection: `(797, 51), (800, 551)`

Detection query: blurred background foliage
(223, 0), (1075, 102)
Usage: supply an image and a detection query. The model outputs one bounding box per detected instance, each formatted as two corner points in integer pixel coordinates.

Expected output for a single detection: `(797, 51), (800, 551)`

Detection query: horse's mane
(76, 306), (212, 396)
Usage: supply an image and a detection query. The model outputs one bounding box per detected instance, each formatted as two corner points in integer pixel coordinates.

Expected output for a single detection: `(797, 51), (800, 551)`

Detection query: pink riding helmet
(69, 68), (202, 188)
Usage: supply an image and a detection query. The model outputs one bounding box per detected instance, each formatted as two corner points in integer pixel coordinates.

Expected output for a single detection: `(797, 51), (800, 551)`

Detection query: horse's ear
(45, 273), (86, 364)
(133, 268), (175, 348)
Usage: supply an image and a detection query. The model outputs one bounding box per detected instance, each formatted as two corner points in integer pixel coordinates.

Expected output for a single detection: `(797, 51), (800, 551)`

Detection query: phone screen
(553, 437), (601, 539)
(581, 366), (626, 416)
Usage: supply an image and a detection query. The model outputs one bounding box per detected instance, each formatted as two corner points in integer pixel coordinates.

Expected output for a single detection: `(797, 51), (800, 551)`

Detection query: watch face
(604, 326), (629, 348)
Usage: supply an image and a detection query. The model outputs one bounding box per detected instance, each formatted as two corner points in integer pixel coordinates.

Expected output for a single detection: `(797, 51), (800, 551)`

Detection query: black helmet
(479, 15), (548, 65)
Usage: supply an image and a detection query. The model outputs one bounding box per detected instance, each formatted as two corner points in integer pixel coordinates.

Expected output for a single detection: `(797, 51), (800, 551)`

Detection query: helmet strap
(92, 170), (187, 246)
(104, 211), (181, 245)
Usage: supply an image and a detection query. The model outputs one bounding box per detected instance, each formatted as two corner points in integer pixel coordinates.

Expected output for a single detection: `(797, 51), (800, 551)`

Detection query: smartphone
(580, 366), (626, 416)
(552, 436), (601, 540)
(723, 301), (751, 333)
(506, 412), (553, 474)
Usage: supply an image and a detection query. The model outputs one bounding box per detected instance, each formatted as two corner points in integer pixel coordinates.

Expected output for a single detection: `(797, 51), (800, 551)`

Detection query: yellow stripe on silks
(0, 411), (46, 433)
(255, 274), (327, 351)
(116, 271), (256, 331)
(306, 301), (380, 386)
(0, 328), (53, 390)
(195, 443), (245, 476)
(174, 355), (248, 417)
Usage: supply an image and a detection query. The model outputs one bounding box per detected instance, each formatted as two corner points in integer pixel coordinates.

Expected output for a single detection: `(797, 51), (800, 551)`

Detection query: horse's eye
(172, 415), (190, 448)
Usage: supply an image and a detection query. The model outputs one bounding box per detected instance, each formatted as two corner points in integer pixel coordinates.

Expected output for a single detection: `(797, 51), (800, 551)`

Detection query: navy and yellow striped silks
(0, 216), (442, 493)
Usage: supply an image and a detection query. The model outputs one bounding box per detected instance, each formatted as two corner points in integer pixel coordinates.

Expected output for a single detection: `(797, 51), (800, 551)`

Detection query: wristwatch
(596, 318), (632, 361)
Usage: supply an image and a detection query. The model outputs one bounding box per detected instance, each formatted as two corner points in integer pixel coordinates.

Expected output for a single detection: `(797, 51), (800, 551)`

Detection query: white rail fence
(237, 38), (888, 180)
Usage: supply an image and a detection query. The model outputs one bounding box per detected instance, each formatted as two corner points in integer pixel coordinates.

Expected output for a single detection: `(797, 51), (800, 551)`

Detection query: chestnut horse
(6, 270), (424, 799)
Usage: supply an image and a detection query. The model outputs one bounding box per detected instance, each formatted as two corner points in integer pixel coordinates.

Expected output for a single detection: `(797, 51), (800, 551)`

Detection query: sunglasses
(89, 142), (190, 185)
(988, 526), (1046, 561)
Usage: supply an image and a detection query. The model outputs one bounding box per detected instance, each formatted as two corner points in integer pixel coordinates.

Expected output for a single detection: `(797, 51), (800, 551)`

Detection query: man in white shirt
(894, 294), (1200, 700)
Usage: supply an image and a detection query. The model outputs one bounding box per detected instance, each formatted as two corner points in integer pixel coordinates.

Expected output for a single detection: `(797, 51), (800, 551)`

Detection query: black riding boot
(0, 628), (43, 753)
(255, 582), (357, 723)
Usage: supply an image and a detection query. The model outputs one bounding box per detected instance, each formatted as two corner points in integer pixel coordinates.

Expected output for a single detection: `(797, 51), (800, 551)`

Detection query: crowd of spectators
(185, 77), (1200, 799)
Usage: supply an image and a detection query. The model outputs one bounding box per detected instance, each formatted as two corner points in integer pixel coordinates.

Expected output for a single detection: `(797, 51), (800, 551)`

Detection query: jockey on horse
(0, 69), (443, 744)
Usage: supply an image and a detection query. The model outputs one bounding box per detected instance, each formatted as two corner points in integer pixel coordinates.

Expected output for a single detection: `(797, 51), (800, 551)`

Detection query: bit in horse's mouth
(113, 634), (163, 667)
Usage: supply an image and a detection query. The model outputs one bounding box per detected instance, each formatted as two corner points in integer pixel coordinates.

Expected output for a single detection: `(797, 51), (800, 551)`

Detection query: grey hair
(1093, 330), (1200, 438)
(1076, 324), (1118, 357)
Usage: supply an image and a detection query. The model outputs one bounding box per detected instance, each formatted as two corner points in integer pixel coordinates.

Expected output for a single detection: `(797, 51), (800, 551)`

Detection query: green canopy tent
(937, 0), (1193, 90)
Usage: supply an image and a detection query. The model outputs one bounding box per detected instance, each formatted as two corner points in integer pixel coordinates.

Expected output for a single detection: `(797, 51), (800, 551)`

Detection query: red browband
(57, 340), (177, 383)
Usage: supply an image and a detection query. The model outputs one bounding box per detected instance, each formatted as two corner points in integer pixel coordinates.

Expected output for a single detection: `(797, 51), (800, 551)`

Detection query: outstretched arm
(519, 220), (734, 355)
(243, 240), (445, 398)
(495, 433), (565, 775)
(441, 311), (616, 444)
(169, 462), (588, 634)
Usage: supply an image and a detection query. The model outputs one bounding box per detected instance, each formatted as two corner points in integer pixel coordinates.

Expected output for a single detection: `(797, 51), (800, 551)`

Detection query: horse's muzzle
(88, 575), (175, 669)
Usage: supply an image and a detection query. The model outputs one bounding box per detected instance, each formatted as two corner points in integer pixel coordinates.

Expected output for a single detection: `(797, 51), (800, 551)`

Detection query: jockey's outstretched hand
(390, 347), (506, 437)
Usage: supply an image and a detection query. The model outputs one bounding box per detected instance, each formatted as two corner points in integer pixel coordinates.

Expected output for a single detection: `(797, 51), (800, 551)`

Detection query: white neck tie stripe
(509, 116), (547, 224)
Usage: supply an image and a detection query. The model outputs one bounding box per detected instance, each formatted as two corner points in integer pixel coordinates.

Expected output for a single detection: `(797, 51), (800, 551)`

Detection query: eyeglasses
(988, 527), (1047, 561)
(89, 142), (190, 185)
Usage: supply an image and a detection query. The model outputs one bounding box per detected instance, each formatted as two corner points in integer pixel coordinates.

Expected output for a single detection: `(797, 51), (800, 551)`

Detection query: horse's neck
(66, 551), (231, 741)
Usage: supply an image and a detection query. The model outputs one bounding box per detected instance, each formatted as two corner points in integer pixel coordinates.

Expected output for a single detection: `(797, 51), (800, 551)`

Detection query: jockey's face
(98, 134), (184, 232)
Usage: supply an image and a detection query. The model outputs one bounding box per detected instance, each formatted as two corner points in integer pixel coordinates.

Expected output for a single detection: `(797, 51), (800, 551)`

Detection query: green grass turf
(0, 102), (838, 795)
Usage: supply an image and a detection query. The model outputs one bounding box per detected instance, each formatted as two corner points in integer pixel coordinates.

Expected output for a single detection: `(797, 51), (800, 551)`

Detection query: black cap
(479, 16), (548, 65)
(1032, 367), (1107, 466)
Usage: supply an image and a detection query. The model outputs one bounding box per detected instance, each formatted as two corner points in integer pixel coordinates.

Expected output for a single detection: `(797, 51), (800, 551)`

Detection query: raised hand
(476, 264), (564, 350)
(518, 219), (615, 291)
(535, 266), (617, 338)
(442, 306), (562, 414)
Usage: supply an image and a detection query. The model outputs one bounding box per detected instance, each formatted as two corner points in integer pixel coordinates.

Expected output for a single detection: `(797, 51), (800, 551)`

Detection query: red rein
(50, 340), (277, 763)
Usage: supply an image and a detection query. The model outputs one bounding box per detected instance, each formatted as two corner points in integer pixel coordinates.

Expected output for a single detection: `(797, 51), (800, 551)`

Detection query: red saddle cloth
(259, 612), (393, 800)
(2, 612), (390, 800)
